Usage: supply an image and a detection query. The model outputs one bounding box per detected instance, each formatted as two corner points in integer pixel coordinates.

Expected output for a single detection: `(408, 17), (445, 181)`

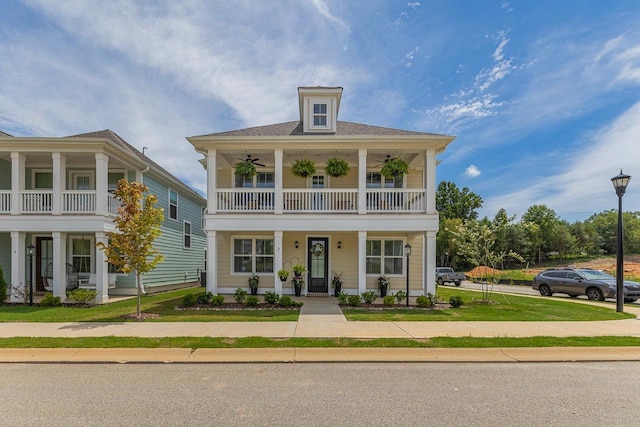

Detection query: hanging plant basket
(380, 157), (409, 179)
(234, 160), (257, 178)
(291, 159), (316, 178)
(325, 157), (350, 178)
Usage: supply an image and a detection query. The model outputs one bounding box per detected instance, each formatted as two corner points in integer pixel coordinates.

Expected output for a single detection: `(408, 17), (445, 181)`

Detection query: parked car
(532, 268), (640, 302)
(435, 267), (466, 287)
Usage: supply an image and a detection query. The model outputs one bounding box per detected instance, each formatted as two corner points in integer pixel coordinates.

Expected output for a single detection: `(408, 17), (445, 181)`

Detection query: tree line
(436, 181), (640, 270)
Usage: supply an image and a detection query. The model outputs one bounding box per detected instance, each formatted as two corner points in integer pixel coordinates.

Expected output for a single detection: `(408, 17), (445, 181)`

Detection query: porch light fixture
(404, 243), (412, 307)
(337, 241), (342, 249)
(295, 240), (299, 249)
(611, 170), (631, 313)
(27, 243), (35, 306)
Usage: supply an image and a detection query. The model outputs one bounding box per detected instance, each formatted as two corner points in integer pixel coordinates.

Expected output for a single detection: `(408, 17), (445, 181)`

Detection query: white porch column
(274, 230), (283, 294)
(424, 231), (437, 295)
(425, 150), (436, 214)
(206, 231), (217, 294)
(95, 153), (109, 216)
(52, 232), (67, 299)
(358, 231), (367, 295)
(274, 149), (283, 214)
(10, 153), (25, 215)
(10, 232), (25, 302)
(207, 149), (217, 215)
(52, 152), (66, 215)
(95, 232), (109, 303)
(358, 149), (367, 214)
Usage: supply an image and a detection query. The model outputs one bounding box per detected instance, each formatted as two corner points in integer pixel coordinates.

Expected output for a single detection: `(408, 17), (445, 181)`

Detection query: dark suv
(532, 268), (640, 302)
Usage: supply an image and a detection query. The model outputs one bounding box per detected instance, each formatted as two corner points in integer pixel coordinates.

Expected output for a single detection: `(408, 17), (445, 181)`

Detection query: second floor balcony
(0, 190), (120, 216)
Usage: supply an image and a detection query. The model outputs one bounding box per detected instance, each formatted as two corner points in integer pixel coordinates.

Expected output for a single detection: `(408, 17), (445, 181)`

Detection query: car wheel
(454, 281), (461, 287)
(586, 287), (604, 301)
(539, 284), (552, 297)
(624, 298), (637, 303)
(437, 277), (444, 286)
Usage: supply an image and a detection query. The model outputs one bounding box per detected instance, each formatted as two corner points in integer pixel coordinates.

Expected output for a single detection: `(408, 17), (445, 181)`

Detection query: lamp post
(26, 243), (35, 306)
(611, 170), (631, 313)
(404, 243), (412, 307)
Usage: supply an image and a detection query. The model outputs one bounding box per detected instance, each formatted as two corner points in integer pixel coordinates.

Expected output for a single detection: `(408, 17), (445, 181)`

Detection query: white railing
(283, 189), (358, 213)
(21, 191), (53, 214)
(107, 193), (120, 216)
(214, 188), (426, 213)
(366, 189), (425, 212)
(0, 190), (10, 213)
(62, 191), (96, 214)
(217, 188), (275, 212)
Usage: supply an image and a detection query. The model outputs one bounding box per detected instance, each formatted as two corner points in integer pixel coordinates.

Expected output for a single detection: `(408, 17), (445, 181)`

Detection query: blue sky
(1, 0), (640, 222)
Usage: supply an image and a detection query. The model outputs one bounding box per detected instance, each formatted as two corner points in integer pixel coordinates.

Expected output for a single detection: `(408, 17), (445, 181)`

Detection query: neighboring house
(0, 129), (206, 303)
(188, 86), (455, 297)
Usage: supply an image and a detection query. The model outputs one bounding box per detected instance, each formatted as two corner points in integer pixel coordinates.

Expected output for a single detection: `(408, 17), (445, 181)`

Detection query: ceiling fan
(236, 154), (265, 167)
(374, 154), (396, 167)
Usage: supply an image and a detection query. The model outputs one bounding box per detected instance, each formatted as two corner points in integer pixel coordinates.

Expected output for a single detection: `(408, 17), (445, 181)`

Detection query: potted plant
(291, 159), (316, 178)
(331, 272), (343, 297)
(325, 157), (350, 178)
(292, 263), (307, 297)
(234, 159), (257, 178)
(378, 275), (390, 297)
(380, 157), (409, 179)
(278, 269), (289, 282)
(248, 273), (259, 295)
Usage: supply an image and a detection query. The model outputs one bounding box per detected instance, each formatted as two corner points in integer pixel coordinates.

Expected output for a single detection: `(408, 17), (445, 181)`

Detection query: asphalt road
(2, 363), (640, 426)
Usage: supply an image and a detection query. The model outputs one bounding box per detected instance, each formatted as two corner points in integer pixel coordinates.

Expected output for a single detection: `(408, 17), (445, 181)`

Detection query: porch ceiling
(220, 151), (423, 168)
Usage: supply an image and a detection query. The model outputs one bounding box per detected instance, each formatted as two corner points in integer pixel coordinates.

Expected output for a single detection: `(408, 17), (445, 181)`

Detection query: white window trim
(365, 171), (406, 188)
(168, 188), (178, 221)
(232, 170), (275, 188)
(365, 238), (406, 277)
(107, 170), (127, 192)
(69, 236), (95, 274)
(306, 97), (335, 132)
(31, 169), (53, 189)
(69, 170), (95, 190)
(230, 236), (275, 275)
(183, 220), (192, 249)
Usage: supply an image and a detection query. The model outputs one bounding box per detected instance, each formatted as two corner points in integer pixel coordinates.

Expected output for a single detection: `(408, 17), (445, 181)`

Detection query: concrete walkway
(2, 296), (640, 363)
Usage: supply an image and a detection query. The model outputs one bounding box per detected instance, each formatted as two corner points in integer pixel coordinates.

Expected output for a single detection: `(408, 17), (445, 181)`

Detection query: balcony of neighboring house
(0, 190), (120, 216)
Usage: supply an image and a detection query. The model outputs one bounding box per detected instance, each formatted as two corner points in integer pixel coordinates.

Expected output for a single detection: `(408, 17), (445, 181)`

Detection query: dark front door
(307, 237), (329, 293)
(36, 237), (53, 291)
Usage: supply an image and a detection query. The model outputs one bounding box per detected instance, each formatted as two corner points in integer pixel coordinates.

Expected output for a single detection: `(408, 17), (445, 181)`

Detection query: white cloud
(465, 165), (481, 178)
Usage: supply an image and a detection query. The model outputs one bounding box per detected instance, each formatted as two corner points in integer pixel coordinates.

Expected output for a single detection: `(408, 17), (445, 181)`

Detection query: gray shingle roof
(194, 120), (445, 138)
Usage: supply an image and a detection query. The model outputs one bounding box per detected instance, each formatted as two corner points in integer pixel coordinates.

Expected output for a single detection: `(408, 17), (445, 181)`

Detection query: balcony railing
(0, 190), (9, 213)
(21, 190), (53, 213)
(215, 188), (427, 213)
(0, 190), (119, 216)
(63, 191), (96, 214)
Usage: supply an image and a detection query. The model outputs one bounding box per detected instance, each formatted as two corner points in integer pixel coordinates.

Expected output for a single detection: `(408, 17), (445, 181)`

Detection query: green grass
(0, 288), (299, 322)
(1, 335), (640, 348)
(342, 287), (634, 321)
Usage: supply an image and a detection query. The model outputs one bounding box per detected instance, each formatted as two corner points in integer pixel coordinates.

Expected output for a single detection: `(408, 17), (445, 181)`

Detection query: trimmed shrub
(416, 295), (430, 308)
(197, 292), (213, 304)
(264, 291), (279, 304)
(67, 289), (97, 306)
(383, 295), (395, 306)
(39, 293), (62, 307)
(182, 293), (197, 307)
(278, 295), (294, 307)
(347, 295), (361, 307)
(449, 295), (464, 308)
(234, 288), (247, 303)
(361, 290), (377, 304)
(245, 295), (259, 307)
(337, 291), (348, 305)
(394, 290), (407, 303)
(211, 295), (225, 306)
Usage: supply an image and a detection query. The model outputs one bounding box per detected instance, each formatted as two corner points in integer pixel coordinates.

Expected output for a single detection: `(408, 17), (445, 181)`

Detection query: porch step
(306, 292), (330, 297)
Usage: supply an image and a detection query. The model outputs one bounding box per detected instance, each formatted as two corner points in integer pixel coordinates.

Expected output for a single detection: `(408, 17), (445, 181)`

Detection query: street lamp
(611, 170), (631, 313)
(26, 243), (35, 306)
(404, 243), (412, 307)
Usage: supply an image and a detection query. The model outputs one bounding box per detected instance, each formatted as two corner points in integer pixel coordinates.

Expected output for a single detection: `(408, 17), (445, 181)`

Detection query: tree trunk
(136, 271), (141, 317)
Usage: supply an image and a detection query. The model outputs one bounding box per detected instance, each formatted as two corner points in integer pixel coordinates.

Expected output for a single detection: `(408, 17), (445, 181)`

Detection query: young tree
(97, 180), (164, 317)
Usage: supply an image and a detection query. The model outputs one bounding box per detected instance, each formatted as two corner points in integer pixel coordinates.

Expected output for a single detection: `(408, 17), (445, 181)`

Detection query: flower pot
(250, 287), (258, 296)
(294, 285), (302, 297)
(379, 283), (388, 297)
(334, 283), (342, 297)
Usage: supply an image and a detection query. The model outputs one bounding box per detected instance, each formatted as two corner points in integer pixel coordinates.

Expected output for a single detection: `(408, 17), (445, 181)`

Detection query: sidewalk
(1, 296), (640, 363)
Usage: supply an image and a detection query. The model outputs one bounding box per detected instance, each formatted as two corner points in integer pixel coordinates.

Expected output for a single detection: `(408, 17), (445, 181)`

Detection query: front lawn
(342, 287), (634, 321)
(0, 288), (299, 322)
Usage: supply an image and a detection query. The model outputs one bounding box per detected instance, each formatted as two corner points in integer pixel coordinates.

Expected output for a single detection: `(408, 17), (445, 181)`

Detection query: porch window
(33, 171), (53, 189)
(169, 189), (178, 220)
(366, 239), (404, 275)
(234, 172), (274, 188)
(183, 221), (191, 249)
(71, 238), (92, 273)
(233, 238), (274, 273)
(108, 172), (125, 193)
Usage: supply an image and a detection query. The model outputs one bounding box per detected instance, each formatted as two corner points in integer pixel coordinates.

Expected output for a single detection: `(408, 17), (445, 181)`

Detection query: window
(108, 172), (126, 193)
(233, 238), (274, 273)
(313, 103), (327, 126)
(71, 238), (92, 273)
(33, 171), (53, 189)
(366, 173), (403, 188)
(183, 221), (191, 248)
(234, 172), (274, 188)
(366, 239), (404, 275)
(169, 189), (178, 220)
(201, 206), (206, 229)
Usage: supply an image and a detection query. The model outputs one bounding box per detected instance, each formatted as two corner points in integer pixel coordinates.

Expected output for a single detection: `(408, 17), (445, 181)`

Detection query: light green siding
(0, 159), (10, 190)
(0, 233), (10, 286)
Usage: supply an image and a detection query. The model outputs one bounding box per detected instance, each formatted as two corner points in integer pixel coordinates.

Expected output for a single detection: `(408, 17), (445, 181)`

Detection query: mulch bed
(175, 303), (301, 311)
(340, 303), (451, 310)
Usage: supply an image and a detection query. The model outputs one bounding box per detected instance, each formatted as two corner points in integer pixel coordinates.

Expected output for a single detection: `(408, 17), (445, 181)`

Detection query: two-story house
(188, 86), (455, 297)
(0, 129), (206, 303)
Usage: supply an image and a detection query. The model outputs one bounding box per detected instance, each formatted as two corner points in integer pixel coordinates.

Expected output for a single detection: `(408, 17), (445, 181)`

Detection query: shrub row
(182, 290), (303, 308)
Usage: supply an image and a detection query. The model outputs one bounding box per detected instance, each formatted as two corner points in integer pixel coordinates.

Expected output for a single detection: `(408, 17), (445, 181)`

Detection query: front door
(36, 237), (53, 291)
(307, 237), (329, 293)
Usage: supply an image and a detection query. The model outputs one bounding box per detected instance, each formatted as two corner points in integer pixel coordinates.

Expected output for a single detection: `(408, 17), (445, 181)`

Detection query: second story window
(234, 172), (274, 188)
(313, 103), (327, 126)
(169, 189), (178, 220)
(183, 221), (191, 249)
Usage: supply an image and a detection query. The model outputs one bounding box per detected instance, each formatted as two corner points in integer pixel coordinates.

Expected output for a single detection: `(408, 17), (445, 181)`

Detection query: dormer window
(313, 103), (328, 126)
